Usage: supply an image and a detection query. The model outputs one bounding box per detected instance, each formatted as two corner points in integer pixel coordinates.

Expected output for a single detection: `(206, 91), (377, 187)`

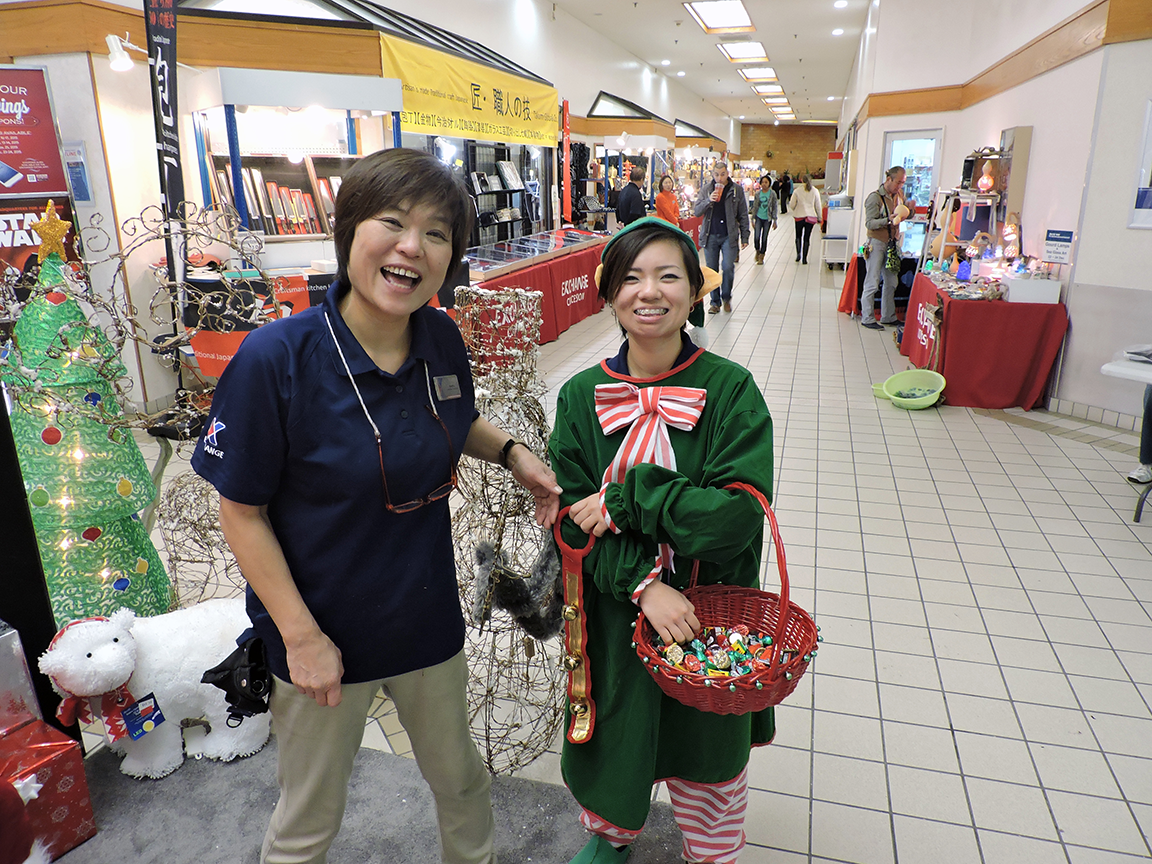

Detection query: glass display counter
(465, 228), (607, 282)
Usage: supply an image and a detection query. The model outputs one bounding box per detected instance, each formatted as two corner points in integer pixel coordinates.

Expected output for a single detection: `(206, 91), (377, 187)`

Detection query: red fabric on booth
(477, 261), (556, 342)
(837, 254), (862, 313)
(899, 274), (1069, 410)
(680, 215), (704, 249)
(547, 247), (603, 341)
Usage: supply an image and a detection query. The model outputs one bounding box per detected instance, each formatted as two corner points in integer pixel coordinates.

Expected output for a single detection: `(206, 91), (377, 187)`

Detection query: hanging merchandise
(1, 206), (174, 626)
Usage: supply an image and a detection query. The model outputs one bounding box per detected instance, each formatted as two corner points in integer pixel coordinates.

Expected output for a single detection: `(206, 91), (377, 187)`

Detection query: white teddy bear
(38, 598), (271, 780)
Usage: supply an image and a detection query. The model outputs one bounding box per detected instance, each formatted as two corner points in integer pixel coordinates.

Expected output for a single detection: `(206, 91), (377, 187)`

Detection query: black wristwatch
(499, 438), (525, 468)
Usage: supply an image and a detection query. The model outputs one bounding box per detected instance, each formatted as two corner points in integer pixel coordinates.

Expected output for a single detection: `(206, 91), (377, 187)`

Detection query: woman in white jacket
(788, 174), (822, 264)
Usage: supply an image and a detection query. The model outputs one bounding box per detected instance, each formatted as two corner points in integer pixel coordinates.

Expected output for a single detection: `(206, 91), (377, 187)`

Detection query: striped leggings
(579, 767), (749, 863)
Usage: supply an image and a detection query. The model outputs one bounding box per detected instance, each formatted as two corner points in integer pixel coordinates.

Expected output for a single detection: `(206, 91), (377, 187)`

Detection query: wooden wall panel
(0, 0), (382, 75)
(962, 0), (1108, 107)
(1103, 0), (1152, 44)
(0, 0), (135, 62)
(178, 16), (382, 76)
(570, 116), (675, 141)
(867, 86), (963, 117)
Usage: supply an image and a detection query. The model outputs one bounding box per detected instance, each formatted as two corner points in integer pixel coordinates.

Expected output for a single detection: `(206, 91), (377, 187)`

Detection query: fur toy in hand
(0, 777), (50, 864)
(38, 598), (270, 779)
(473, 541), (562, 640)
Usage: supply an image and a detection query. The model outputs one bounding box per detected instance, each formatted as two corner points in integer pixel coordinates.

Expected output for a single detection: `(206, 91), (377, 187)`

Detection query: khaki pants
(261, 650), (495, 864)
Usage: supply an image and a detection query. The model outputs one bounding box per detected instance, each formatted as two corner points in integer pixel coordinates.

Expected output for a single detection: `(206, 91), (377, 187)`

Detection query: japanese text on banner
(380, 35), (558, 146)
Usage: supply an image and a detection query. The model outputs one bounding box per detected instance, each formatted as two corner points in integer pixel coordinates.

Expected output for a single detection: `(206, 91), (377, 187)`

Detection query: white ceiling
(551, 0), (872, 129)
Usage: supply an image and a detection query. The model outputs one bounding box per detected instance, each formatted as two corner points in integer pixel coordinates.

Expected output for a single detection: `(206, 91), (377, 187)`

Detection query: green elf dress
(549, 334), (776, 833)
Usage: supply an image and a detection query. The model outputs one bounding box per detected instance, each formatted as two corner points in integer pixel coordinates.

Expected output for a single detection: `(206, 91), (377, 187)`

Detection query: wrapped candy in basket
(632, 483), (820, 715)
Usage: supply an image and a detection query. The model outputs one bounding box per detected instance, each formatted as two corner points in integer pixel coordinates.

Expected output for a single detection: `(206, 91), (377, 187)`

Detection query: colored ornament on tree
(1, 220), (174, 625)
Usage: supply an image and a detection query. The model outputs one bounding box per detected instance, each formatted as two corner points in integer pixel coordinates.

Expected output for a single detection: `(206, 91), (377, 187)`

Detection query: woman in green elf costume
(549, 217), (776, 864)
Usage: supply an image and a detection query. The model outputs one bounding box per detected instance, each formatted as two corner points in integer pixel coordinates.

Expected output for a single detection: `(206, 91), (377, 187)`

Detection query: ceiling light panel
(770, 105), (793, 113)
(716, 41), (769, 62)
(753, 84), (784, 95)
(737, 67), (777, 81)
(761, 96), (789, 104)
(685, 1), (755, 34)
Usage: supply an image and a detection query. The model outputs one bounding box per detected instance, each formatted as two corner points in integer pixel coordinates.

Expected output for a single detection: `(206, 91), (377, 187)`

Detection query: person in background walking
(615, 166), (648, 227)
(788, 174), (822, 265)
(654, 174), (681, 228)
(752, 175), (778, 265)
(694, 162), (749, 315)
(779, 171), (794, 214)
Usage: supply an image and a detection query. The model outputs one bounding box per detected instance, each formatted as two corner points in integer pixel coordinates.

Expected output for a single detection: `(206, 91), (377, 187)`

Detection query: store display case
(465, 228), (604, 282)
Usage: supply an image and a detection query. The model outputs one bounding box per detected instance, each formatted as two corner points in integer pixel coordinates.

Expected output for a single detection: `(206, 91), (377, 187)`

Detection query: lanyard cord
(323, 311), (441, 443)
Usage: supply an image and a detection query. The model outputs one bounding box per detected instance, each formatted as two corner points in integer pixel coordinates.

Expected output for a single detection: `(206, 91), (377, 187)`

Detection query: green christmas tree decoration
(2, 240), (174, 625)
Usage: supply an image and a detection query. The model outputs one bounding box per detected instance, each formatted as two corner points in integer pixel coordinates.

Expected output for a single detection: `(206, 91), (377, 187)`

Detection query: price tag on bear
(120, 692), (166, 740)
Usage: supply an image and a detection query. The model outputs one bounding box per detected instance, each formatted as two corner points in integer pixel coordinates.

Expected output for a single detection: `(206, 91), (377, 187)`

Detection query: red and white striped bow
(593, 382), (707, 601)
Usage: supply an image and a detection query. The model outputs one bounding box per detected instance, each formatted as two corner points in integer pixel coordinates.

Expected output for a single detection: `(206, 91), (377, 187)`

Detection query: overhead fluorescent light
(661, 59), (671, 66)
(770, 105), (793, 114)
(803, 120), (839, 124)
(677, 70), (686, 77)
(753, 84), (784, 95)
(832, 28), (844, 35)
(761, 96), (789, 105)
(777, 114), (796, 121)
(834, 0), (848, 7)
(684, 1), (755, 34)
(827, 96), (839, 101)
(716, 41), (768, 62)
(737, 66), (777, 81)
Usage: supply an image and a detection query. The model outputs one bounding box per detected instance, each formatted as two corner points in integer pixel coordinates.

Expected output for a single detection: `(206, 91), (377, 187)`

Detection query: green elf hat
(594, 216), (722, 302)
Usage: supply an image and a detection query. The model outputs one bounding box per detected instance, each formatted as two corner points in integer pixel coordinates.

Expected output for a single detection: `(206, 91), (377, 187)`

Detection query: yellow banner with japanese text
(380, 34), (558, 146)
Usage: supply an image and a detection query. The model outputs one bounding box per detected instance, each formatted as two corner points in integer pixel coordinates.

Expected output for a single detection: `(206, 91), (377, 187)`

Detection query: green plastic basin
(875, 369), (946, 410)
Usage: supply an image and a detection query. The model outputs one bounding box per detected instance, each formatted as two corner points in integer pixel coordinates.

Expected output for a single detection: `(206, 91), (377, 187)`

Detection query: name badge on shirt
(433, 375), (462, 400)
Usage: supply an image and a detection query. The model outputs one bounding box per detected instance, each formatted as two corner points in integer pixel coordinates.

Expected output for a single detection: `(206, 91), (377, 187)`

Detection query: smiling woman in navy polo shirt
(192, 148), (561, 864)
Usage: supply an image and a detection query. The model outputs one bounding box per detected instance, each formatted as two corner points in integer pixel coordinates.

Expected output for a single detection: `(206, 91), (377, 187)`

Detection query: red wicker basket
(632, 482), (818, 715)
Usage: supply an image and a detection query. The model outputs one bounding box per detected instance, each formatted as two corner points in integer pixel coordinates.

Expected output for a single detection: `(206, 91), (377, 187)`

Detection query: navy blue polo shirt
(191, 281), (478, 684)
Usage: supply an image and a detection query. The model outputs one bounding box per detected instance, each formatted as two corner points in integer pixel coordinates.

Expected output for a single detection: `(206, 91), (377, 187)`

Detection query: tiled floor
(522, 224), (1152, 863)
(138, 221), (1151, 863)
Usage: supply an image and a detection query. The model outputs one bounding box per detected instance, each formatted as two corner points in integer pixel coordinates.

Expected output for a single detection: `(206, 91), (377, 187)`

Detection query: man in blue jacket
(615, 166), (648, 227)
(694, 162), (750, 314)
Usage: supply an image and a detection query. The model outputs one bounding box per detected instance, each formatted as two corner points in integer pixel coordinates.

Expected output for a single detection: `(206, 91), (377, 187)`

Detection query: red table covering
(477, 248), (604, 345)
(476, 261), (557, 342)
(0, 719), (97, 857)
(546, 247), (602, 340)
(680, 215), (704, 248)
(899, 274), (1069, 410)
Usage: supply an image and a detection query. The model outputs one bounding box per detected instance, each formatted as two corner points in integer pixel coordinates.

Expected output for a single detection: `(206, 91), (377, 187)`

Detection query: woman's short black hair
(332, 148), (473, 287)
(658, 173), (675, 191)
(598, 219), (703, 306)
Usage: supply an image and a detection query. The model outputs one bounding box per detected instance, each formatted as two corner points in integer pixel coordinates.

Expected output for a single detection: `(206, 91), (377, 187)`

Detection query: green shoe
(569, 834), (632, 864)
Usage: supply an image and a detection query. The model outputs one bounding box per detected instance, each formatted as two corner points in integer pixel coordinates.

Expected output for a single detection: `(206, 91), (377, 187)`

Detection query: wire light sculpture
(157, 471), (247, 608)
(451, 287), (565, 775)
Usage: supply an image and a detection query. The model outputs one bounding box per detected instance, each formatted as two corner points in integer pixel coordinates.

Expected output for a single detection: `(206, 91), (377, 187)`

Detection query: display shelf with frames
(464, 141), (544, 248)
(206, 153), (360, 240)
(310, 155), (361, 232)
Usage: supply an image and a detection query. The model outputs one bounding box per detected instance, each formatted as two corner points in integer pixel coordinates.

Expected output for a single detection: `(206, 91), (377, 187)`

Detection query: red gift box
(0, 720), (96, 859)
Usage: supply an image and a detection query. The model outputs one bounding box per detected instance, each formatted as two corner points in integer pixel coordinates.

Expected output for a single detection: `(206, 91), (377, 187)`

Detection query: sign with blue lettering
(1043, 229), (1073, 264)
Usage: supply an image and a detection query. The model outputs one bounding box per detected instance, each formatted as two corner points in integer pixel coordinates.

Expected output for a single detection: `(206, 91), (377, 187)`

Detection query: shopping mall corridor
(527, 222), (1152, 864)
(141, 221), (1150, 864)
